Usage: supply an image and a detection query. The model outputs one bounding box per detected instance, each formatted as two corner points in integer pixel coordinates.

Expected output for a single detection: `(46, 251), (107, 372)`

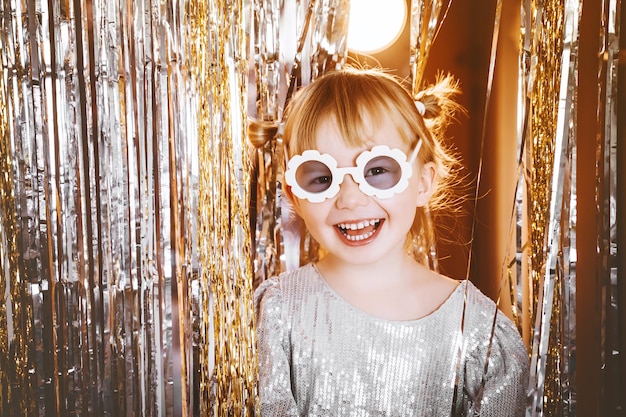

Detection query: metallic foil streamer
(250, 133), (284, 289)
(549, 5), (580, 415)
(0, 0), (190, 414)
(193, 0), (258, 414)
(3, 0), (619, 415)
(0, 25), (35, 413)
(253, 0), (283, 123)
(1, 0), (257, 415)
(285, 0), (316, 107)
(278, 0), (350, 125)
(517, 0), (581, 415)
(309, 0), (350, 80)
(251, 0), (284, 289)
(409, 0), (452, 92)
(281, 0), (317, 270)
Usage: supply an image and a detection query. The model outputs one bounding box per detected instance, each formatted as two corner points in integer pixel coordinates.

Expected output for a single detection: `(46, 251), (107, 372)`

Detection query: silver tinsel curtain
(0, 0), (623, 416)
(0, 0), (257, 414)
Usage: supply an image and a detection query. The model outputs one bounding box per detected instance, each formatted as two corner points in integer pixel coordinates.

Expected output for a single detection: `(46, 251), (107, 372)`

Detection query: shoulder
(461, 280), (529, 372)
(430, 279), (498, 326)
(461, 282), (524, 343)
(461, 281), (509, 325)
(255, 263), (329, 347)
(254, 263), (322, 312)
(461, 280), (495, 309)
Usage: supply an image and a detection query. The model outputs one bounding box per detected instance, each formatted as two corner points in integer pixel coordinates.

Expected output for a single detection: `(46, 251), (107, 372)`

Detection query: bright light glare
(347, 0), (407, 53)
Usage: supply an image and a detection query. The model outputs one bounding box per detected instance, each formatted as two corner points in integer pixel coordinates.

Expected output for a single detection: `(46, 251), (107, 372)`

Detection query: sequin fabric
(255, 263), (529, 416)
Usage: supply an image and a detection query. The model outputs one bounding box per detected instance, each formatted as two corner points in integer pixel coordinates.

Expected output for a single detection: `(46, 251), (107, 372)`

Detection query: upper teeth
(337, 219), (380, 231)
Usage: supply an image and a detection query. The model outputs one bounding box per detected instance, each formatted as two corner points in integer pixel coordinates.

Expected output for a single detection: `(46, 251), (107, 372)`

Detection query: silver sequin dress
(255, 263), (529, 416)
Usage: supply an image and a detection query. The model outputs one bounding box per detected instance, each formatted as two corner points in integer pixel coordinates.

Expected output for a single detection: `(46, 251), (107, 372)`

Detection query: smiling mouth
(335, 219), (382, 242)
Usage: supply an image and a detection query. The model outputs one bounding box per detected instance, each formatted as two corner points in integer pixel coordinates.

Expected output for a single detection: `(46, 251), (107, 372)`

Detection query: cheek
(292, 199), (325, 225)
(399, 181), (420, 206)
(389, 191), (419, 222)
(296, 204), (332, 244)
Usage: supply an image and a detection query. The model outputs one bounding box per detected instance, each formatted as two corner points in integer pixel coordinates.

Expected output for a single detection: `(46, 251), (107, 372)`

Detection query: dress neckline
(309, 263), (467, 324)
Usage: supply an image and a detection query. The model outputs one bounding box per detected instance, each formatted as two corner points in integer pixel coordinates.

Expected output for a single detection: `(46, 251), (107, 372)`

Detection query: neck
(316, 250), (419, 290)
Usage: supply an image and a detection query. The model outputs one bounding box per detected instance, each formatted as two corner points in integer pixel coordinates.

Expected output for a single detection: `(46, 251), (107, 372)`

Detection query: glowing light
(347, 0), (407, 53)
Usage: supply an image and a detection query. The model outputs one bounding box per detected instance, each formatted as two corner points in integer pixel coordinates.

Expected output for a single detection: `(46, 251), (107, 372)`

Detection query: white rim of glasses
(284, 142), (422, 203)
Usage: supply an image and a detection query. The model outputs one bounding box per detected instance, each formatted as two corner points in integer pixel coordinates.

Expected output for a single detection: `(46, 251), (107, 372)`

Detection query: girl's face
(289, 116), (434, 266)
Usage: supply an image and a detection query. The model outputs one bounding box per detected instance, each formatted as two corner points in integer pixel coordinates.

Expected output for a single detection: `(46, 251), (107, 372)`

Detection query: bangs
(284, 70), (420, 156)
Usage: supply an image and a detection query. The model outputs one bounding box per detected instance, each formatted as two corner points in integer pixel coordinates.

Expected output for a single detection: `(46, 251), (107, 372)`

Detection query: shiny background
(0, 0), (623, 416)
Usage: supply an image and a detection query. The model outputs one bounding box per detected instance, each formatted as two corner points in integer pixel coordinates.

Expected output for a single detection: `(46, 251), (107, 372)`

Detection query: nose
(335, 174), (369, 209)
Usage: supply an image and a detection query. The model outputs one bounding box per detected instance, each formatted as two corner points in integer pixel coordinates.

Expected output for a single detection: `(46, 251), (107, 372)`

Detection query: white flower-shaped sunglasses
(284, 140), (422, 203)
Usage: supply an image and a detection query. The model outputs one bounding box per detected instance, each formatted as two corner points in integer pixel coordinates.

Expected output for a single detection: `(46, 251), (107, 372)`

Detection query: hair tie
(414, 100), (426, 116)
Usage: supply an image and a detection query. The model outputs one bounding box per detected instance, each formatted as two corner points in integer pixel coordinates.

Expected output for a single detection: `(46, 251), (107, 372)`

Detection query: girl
(253, 68), (528, 416)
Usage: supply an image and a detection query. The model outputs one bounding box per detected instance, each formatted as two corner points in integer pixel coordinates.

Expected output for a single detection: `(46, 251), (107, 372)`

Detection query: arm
(463, 309), (529, 417)
(255, 278), (299, 416)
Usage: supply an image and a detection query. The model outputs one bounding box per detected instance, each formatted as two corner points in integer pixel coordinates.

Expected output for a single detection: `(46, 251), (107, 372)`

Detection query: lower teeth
(344, 230), (375, 241)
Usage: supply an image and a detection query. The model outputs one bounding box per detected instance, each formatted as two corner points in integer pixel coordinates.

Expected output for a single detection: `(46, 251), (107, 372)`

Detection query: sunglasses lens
(362, 155), (403, 190)
(295, 160), (333, 194)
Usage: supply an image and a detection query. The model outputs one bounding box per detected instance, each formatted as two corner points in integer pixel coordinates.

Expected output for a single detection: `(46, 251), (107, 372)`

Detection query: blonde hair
(248, 67), (463, 264)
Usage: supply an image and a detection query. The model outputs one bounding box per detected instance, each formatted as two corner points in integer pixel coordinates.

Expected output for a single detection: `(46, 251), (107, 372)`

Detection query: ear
(415, 162), (436, 207)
